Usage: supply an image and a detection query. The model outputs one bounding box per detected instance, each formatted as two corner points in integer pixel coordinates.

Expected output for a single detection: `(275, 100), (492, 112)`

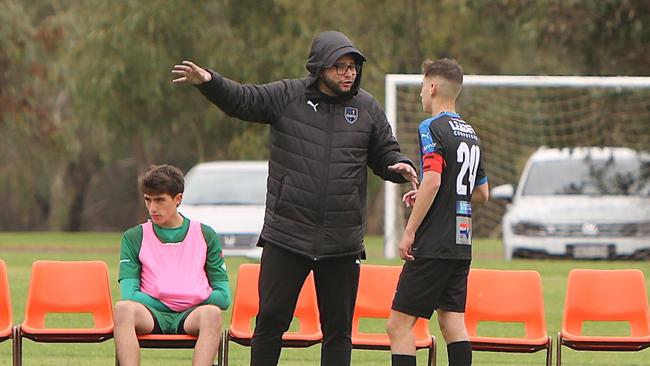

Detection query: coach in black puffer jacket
(191, 32), (415, 260)
(174, 31), (416, 366)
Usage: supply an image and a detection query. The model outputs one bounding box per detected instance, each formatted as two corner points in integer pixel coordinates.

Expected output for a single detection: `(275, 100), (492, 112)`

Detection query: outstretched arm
(172, 60), (288, 124)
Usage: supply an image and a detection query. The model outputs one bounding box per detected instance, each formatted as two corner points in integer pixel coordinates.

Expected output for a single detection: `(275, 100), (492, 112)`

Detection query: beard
(321, 74), (354, 97)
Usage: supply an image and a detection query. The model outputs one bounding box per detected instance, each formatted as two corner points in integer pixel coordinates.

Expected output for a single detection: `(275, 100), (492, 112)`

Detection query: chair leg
(222, 330), (230, 366)
(216, 329), (225, 366)
(12, 326), (21, 366)
(556, 332), (562, 366)
(546, 336), (552, 366)
(427, 336), (437, 366)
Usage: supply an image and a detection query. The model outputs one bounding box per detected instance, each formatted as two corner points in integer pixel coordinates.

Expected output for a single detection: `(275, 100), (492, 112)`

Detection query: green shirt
(118, 216), (231, 310)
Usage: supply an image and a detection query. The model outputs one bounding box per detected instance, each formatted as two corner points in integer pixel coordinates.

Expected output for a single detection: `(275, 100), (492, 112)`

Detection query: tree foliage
(1, 0), (648, 231)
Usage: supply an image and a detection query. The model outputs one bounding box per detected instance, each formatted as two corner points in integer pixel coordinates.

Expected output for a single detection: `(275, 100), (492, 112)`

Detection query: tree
(1, 0), (648, 231)
(0, 0), (99, 230)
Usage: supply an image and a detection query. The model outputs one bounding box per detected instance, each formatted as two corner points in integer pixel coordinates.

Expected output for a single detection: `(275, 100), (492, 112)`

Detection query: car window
(183, 170), (267, 205)
(522, 156), (650, 196)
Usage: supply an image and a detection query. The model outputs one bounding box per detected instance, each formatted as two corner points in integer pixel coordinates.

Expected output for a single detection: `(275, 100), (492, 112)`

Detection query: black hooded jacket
(196, 31), (414, 260)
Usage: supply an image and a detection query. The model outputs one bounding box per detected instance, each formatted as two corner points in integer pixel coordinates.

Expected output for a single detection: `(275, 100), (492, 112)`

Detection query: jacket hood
(305, 31), (366, 96)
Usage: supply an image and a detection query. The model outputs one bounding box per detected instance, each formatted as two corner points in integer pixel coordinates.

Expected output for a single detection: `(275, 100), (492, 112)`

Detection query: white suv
(492, 147), (650, 260)
(179, 161), (268, 258)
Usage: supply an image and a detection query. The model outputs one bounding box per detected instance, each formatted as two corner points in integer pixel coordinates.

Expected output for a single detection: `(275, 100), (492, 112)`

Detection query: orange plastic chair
(0, 259), (17, 366)
(0, 260), (13, 343)
(557, 269), (650, 365)
(465, 269), (552, 366)
(114, 334), (224, 366)
(15, 260), (114, 366)
(352, 265), (436, 366)
(222, 263), (322, 366)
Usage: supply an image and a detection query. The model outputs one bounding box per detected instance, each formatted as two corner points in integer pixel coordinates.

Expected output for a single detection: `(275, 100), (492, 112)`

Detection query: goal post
(384, 74), (650, 259)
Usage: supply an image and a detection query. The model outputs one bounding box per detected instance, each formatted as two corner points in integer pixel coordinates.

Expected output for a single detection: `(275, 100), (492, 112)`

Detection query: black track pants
(250, 244), (360, 366)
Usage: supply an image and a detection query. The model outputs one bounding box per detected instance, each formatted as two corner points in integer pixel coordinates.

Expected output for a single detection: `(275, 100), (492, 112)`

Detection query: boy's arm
(118, 227), (170, 312)
(399, 171), (441, 260)
(118, 228), (142, 283)
(202, 224), (232, 310)
(472, 181), (489, 204)
(120, 278), (171, 312)
(201, 282), (231, 310)
(472, 156), (489, 204)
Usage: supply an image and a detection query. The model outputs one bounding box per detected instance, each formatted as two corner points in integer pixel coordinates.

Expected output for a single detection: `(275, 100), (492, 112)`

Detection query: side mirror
(491, 184), (514, 202)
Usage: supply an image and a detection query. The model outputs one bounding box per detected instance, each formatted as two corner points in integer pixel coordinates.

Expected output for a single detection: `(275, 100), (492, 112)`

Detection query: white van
(179, 161), (268, 258)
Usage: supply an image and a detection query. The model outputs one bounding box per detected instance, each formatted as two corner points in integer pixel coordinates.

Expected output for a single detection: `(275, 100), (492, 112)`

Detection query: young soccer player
(386, 58), (489, 366)
(113, 164), (230, 366)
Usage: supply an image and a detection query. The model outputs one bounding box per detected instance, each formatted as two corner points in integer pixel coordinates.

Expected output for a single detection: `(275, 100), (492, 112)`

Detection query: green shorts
(144, 305), (196, 334)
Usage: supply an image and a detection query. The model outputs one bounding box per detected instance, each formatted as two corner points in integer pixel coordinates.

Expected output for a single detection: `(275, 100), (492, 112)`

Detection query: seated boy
(114, 164), (231, 366)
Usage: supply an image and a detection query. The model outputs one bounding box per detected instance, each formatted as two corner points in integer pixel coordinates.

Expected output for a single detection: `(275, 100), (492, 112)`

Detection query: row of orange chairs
(0, 260), (649, 365)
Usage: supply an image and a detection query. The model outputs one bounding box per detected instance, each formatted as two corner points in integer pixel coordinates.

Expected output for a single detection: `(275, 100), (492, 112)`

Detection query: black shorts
(392, 258), (471, 319)
(144, 306), (191, 335)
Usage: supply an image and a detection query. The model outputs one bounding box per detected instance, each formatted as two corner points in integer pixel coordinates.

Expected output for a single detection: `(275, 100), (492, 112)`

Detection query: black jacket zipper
(313, 103), (334, 260)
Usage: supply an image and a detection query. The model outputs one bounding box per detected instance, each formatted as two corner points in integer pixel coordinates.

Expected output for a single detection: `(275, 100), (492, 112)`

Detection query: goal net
(384, 75), (650, 258)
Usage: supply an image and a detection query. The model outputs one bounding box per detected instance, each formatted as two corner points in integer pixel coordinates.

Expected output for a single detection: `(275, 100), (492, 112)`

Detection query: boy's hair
(140, 164), (184, 196)
(421, 58), (463, 85)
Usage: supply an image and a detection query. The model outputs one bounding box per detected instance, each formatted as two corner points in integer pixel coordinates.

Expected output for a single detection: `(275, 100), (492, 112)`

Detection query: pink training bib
(139, 220), (212, 311)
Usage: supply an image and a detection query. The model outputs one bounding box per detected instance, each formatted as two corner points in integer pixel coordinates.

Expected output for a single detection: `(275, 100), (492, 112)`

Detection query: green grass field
(0, 233), (649, 365)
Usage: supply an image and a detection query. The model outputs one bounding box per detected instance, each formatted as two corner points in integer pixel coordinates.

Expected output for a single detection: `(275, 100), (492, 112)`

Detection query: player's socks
(391, 354), (416, 366)
(447, 340), (472, 366)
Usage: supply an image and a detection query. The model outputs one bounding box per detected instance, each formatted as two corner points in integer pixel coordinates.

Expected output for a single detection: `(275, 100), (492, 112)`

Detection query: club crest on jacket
(344, 107), (358, 124)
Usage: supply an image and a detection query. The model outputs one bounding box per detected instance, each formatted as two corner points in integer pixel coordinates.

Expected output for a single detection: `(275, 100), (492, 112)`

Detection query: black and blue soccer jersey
(412, 111), (487, 259)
